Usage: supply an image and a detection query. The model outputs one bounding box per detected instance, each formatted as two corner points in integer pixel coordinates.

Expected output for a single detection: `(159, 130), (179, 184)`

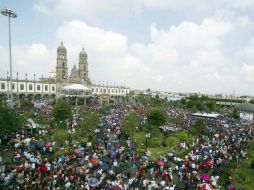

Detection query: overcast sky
(1, 0), (254, 95)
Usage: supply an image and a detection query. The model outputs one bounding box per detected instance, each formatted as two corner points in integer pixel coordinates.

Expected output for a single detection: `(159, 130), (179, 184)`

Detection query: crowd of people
(0, 98), (253, 189)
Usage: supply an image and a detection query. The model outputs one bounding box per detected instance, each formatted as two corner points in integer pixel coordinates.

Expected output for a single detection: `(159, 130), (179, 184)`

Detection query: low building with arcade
(0, 42), (130, 104)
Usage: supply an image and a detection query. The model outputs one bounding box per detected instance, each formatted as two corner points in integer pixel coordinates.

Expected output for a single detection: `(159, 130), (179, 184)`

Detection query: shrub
(167, 136), (180, 148)
(250, 160), (254, 169)
(175, 131), (189, 141)
(147, 108), (166, 127)
(190, 120), (206, 135)
(162, 138), (168, 147)
(133, 130), (163, 148)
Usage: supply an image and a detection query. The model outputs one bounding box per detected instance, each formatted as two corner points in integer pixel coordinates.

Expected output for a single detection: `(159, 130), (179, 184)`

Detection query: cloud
(54, 20), (129, 80)
(120, 54), (149, 71)
(237, 38), (254, 61)
(229, 0), (254, 10)
(33, 0), (254, 17)
(33, 0), (125, 18)
(56, 20), (127, 56)
(241, 64), (254, 81)
(54, 20), (182, 90)
(241, 64), (254, 73)
(150, 19), (233, 50)
(2, 7), (254, 94)
(0, 44), (53, 79)
(130, 43), (178, 65)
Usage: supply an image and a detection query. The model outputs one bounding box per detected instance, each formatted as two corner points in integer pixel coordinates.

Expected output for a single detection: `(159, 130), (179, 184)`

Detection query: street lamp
(1, 8), (17, 109)
(145, 133), (151, 151)
(68, 129), (71, 152)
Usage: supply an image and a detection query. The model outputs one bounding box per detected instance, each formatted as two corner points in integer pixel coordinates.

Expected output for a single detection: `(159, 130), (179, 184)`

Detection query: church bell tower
(79, 47), (89, 84)
(56, 42), (68, 81)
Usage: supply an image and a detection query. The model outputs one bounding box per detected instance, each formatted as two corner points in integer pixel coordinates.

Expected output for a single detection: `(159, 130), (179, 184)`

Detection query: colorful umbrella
(168, 152), (174, 157)
(37, 141), (45, 148)
(88, 177), (99, 187)
(79, 169), (85, 174)
(74, 149), (81, 154)
(158, 160), (164, 166)
(30, 143), (36, 150)
(141, 155), (149, 161)
(228, 185), (235, 190)
(129, 149), (136, 155)
(199, 183), (214, 190)
(79, 147), (85, 151)
(110, 186), (123, 190)
(201, 174), (210, 181)
(60, 155), (65, 162)
(114, 143), (121, 148)
(102, 156), (110, 163)
(45, 142), (51, 148)
(90, 157), (97, 164)
(110, 151), (116, 158)
(101, 163), (110, 170)
(39, 165), (47, 173)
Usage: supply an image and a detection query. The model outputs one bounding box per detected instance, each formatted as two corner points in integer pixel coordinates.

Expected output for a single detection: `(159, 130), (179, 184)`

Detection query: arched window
(63, 62), (65, 67)
(62, 71), (65, 79)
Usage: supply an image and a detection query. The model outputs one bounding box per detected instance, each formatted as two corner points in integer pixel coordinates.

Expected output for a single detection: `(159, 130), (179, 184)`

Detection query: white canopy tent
(61, 84), (92, 106)
(62, 84), (92, 91)
(192, 112), (220, 118)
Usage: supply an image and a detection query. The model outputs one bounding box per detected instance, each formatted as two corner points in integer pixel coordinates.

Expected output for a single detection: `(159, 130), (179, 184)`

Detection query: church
(55, 42), (91, 85)
(0, 42), (130, 101)
(54, 42), (92, 98)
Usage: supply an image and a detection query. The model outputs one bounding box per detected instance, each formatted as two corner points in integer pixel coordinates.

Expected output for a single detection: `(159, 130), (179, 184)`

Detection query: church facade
(0, 42), (130, 99)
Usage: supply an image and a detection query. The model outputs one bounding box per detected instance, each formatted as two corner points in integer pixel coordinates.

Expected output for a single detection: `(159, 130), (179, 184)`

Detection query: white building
(0, 42), (130, 100)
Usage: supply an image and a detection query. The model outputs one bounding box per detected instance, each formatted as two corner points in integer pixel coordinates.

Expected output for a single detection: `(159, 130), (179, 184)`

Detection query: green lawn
(232, 141), (254, 190)
(133, 130), (193, 161)
(149, 147), (170, 161)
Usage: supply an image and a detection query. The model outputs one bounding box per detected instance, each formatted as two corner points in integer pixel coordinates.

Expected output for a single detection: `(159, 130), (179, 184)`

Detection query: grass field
(232, 141), (254, 190)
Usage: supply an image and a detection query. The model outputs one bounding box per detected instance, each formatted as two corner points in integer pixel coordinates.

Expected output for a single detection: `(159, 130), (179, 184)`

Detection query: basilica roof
(57, 42), (67, 52)
(79, 47), (87, 56)
(71, 64), (78, 72)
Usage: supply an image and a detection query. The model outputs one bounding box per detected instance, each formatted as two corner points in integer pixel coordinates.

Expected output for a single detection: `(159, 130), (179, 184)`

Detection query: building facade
(0, 42), (130, 99)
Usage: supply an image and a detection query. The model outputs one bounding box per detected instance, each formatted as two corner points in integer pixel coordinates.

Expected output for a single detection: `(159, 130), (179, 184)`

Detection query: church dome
(57, 42), (66, 52)
(79, 47), (87, 56)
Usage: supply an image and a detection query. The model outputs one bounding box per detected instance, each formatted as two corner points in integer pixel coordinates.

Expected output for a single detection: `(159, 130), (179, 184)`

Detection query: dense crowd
(0, 99), (253, 190)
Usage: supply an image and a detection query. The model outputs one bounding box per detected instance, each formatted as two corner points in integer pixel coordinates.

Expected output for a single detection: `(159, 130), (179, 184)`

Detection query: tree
(180, 98), (186, 105)
(136, 93), (147, 105)
(169, 115), (183, 127)
(79, 112), (100, 131)
(230, 108), (239, 119)
(147, 108), (166, 127)
(19, 99), (34, 111)
(205, 101), (216, 112)
(186, 100), (194, 109)
(175, 131), (189, 141)
(251, 160), (254, 169)
(166, 136), (180, 148)
(52, 100), (72, 124)
(123, 112), (138, 138)
(190, 120), (206, 135)
(0, 105), (22, 135)
(150, 97), (164, 107)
